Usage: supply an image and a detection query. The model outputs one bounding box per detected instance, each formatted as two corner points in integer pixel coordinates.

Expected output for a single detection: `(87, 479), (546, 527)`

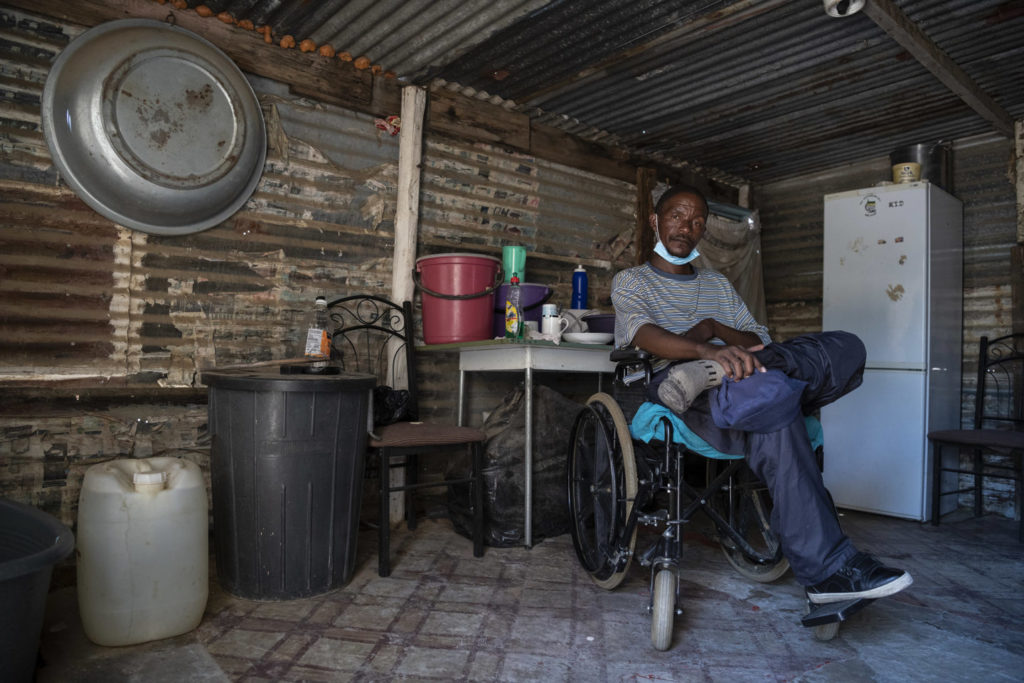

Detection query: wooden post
(1016, 121), (1024, 246)
(387, 85), (427, 524)
(636, 168), (657, 265)
(391, 85), (427, 313)
(738, 184), (751, 209)
(1013, 122), (1024, 336)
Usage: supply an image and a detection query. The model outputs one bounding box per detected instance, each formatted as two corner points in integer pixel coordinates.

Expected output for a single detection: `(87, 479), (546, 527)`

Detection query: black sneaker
(806, 552), (913, 604)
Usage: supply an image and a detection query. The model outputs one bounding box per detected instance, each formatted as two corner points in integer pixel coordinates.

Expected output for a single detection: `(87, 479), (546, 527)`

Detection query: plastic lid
(510, 273), (520, 284)
(575, 265), (585, 271)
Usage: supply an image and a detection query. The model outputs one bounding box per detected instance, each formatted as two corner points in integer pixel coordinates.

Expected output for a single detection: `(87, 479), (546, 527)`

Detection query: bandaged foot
(657, 359), (725, 414)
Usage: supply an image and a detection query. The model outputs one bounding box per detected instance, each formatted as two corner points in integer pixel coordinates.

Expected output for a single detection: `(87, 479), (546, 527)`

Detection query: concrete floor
(35, 508), (1024, 682)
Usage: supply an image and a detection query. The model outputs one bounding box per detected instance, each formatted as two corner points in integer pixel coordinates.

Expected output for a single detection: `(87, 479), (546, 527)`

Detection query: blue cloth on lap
(629, 402), (824, 460)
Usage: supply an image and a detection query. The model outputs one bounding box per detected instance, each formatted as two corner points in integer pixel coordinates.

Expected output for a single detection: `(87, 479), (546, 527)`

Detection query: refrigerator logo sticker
(886, 283), (905, 301)
(861, 194), (880, 216)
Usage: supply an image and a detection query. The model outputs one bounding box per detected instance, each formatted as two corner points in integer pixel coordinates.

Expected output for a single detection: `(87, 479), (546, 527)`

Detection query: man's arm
(632, 322), (764, 380)
(683, 317), (763, 348)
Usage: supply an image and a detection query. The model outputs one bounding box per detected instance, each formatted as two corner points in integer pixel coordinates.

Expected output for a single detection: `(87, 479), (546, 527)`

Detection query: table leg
(457, 369), (465, 427)
(524, 365), (533, 549)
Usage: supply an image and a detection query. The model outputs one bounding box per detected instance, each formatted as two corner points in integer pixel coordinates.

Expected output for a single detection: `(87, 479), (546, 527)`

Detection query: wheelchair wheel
(804, 603), (842, 641)
(814, 621), (841, 641)
(650, 569), (676, 651)
(567, 392), (638, 590)
(717, 471), (790, 583)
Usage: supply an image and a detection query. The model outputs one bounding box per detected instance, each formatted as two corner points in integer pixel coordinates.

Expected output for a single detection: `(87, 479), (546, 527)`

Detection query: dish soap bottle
(303, 295), (331, 366)
(571, 265), (588, 309)
(505, 274), (522, 340)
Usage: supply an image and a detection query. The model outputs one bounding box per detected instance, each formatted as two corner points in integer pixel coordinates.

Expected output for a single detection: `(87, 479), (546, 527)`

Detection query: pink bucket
(415, 253), (502, 344)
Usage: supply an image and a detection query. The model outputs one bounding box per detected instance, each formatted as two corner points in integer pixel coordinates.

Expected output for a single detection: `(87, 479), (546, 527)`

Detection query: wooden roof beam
(863, 0), (1014, 138)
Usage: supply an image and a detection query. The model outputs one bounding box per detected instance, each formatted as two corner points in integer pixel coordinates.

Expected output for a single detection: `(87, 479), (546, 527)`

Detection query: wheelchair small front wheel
(567, 393), (638, 590)
(650, 569), (676, 651)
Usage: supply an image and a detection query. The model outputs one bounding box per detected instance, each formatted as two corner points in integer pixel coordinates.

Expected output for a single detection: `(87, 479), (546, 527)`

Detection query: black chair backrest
(327, 295), (419, 421)
(975, 334), (1024, 432)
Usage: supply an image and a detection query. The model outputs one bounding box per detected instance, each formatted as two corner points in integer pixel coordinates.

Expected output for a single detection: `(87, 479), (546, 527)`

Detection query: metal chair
(928, 333), (1024, 542)
(327, 295), (485, 576)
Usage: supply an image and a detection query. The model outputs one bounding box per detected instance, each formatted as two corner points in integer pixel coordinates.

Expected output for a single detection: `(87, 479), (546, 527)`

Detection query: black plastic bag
(373, 385), (411, 425)
(447, 383), (583, 547)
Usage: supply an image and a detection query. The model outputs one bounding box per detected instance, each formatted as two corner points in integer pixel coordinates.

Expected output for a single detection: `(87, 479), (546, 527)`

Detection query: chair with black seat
(326, 294), (485, 576)
(928, 333), (1024, 541)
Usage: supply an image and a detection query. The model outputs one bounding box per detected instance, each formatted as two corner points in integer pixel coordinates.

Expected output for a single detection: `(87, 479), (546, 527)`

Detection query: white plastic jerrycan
(76, 457), (208, 646)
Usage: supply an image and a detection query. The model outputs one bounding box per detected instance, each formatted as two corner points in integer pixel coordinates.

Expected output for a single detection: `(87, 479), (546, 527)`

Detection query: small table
(421, 338), (617, 547)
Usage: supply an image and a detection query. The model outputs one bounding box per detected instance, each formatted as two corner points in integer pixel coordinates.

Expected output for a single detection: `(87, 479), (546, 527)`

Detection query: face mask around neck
(653, 232), (700, 266)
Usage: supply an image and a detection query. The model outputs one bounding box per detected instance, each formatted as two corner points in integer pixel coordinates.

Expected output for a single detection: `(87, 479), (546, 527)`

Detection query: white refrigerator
(820, 181), (962, 521)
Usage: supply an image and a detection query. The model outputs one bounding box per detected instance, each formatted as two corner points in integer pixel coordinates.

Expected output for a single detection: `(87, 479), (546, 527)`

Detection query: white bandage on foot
(656, 359), (725, 414)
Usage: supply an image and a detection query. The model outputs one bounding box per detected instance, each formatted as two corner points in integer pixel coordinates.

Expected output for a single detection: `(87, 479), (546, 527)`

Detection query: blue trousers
(651, 331), (866, 585)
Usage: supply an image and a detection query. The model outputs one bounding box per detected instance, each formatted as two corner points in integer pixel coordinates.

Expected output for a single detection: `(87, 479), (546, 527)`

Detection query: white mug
(541, 303), (558, 318)
(542, 316), (569, 336)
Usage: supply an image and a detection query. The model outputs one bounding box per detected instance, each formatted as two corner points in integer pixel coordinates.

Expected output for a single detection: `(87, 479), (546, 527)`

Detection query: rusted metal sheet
(419, 133), (635, 304)
(954, 134), (1017, 510)
(415, 133), (634, 420)
(0, 7), (402, 523)
(0, 8), (401, 388)
(0, 404), (209, 527)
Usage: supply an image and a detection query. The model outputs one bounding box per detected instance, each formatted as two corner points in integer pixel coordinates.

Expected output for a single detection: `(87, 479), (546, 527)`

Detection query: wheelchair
(566, 348), (799, 651)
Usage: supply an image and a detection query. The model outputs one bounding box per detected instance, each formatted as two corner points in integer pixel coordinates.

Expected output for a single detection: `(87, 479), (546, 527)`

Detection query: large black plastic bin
(203, 366), (375, 600)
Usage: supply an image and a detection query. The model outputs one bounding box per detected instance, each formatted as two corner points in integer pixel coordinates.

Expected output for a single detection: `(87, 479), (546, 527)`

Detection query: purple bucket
(491, 283), (552, 338)
(583, 313), (615, 334)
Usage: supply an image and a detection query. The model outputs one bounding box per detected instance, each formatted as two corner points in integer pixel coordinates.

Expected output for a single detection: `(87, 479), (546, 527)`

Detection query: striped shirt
(612, 262), (771, 372)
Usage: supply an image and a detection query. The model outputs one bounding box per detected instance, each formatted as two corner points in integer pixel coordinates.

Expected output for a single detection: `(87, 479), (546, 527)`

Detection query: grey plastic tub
(0, 498), (74, 683)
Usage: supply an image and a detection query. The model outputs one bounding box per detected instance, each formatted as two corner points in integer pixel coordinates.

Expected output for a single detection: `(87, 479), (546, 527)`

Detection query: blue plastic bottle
(571, 265), (588, 309)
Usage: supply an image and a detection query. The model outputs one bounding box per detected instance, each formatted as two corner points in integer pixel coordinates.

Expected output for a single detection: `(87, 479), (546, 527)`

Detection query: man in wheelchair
(611, 184), (912, 606)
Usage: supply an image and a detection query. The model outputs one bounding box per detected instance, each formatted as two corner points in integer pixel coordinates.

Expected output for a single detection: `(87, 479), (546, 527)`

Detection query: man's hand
(698, 343), (764, 380)
(632, 322), (767, 379)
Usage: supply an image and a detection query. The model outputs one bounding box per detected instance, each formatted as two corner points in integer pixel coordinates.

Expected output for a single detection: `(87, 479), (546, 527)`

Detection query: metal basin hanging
(41, 19), (267, 236)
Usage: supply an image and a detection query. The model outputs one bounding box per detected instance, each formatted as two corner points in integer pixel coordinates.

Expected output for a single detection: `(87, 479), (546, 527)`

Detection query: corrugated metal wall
(3, 5), (1016, 524)
(416, 134), (636, 424)
(0, 6), (402, 522)
(0, 6), (639, 522)
(0, 18), (402, 385)
(758, 133), (1018, 515)
(952, 134), (1018, 516)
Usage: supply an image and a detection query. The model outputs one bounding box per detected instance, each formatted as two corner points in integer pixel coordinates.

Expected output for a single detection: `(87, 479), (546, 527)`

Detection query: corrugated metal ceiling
(76, 1), (1024, 183)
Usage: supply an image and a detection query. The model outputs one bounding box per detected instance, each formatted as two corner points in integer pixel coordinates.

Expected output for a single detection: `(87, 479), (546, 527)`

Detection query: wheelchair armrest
(611, 347), (654, 386)
(610, 347), (651, 363)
